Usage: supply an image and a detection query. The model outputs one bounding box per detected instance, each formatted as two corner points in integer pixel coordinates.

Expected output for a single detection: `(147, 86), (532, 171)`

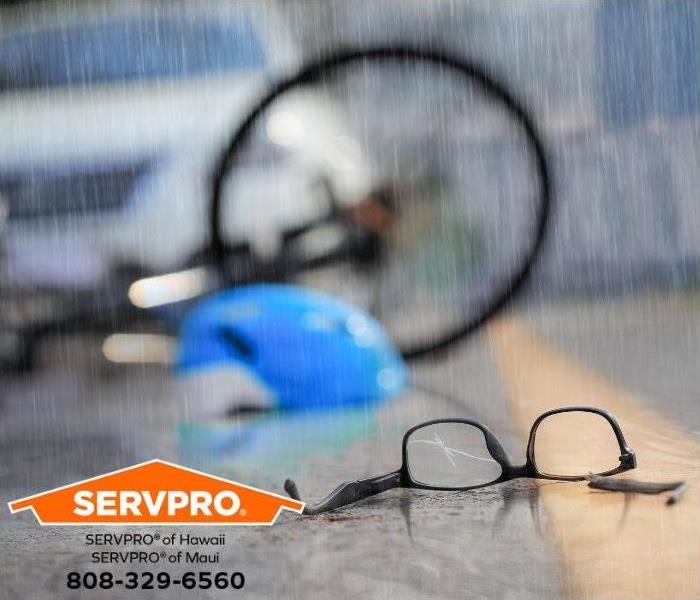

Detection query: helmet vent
(219, 326), (255, 361)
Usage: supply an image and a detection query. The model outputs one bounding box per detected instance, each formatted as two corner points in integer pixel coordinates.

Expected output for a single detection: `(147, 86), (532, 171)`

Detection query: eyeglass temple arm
(284, 471), (402, 515)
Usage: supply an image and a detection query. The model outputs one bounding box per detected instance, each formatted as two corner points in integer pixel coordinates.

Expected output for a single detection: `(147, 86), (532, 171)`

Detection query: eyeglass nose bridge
(502, 463), (535, 479)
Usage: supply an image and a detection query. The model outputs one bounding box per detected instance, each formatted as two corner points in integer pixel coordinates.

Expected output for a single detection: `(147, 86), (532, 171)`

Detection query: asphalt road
(1, 290), (698, 599)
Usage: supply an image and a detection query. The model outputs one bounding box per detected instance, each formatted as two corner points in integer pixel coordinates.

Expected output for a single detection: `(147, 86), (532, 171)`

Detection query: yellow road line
(489, 318), (700, 599)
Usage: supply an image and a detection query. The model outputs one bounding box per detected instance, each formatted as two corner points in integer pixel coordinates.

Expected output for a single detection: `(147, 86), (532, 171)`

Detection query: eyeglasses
(284, 406), (636, 514)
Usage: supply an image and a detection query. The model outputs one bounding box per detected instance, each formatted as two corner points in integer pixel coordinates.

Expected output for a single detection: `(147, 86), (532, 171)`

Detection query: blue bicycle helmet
(177, 284), (407, 409)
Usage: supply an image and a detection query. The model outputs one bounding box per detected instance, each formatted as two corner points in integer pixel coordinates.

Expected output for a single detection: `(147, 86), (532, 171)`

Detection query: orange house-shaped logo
(8, 459), (304, 526)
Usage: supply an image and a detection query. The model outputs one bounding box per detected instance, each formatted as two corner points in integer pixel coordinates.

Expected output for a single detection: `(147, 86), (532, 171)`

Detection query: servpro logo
(8, 459), (304, 526)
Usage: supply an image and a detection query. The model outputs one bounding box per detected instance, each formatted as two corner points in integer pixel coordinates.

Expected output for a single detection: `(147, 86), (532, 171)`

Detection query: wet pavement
(1, 291), (698, 599)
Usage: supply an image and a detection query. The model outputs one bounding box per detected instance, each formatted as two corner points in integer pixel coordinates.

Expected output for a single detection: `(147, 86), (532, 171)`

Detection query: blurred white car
(0, 2), (373, 288)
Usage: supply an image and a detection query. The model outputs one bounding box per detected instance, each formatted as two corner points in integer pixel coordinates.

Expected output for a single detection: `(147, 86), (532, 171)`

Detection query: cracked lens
(409, 433), (497, 467)
(407, 423), (502, 488)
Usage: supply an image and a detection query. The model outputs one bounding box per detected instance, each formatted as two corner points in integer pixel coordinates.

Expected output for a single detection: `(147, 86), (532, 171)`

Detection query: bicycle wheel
(208, 46), (551, 360)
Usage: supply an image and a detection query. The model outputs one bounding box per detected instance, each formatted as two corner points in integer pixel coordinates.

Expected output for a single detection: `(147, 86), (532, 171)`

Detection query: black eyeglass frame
(285, 406), (636, 514)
